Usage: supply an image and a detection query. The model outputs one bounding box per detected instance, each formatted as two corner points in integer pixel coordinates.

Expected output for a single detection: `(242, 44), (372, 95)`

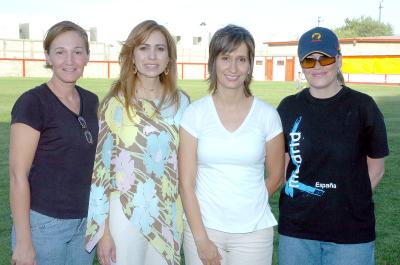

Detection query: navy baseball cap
(298, 27), (340, 61)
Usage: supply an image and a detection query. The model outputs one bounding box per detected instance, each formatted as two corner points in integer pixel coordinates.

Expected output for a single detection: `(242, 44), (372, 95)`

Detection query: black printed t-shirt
(11, 83), (99, 219)
(277, 86), (389, 243)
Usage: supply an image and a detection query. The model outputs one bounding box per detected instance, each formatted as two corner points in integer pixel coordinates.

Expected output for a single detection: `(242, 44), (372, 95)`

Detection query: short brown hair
(208, 25), (255, 96)
(43, 21), (89, 67)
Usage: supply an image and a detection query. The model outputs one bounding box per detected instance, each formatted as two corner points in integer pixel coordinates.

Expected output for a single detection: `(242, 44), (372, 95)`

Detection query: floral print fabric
(85, 93), (189, 265)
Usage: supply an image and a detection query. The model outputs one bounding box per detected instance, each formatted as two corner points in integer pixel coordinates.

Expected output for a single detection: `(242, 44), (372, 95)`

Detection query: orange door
(265, 58), (273, 80)
(285, 58), (295, 81)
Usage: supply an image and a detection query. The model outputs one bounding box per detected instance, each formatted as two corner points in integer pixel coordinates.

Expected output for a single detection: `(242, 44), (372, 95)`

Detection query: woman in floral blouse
(85, 20), (190, 265)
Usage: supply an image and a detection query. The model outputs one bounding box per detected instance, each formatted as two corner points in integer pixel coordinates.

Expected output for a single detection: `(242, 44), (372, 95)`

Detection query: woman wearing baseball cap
(276, 27), (389, 265)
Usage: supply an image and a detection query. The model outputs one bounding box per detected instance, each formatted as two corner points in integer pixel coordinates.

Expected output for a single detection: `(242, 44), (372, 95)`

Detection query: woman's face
(45, 30), (89, 84)
(133, 30), (169, 79)
(301, 52), (342, 90)
(215, 42), (250, 91)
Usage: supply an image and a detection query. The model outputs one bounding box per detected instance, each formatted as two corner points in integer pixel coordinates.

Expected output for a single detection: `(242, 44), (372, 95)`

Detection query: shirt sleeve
(11, 90), (43, 131)
(180, 101), (199, 138)
(277, 98), (290, 153)
(264, 104), (283, 142)
(173, 90), (191, 126)
(363, 97), (389, 158)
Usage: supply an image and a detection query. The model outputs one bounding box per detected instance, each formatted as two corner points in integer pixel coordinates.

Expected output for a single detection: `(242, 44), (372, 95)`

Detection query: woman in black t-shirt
(277, 27), (389, 265)
(10, 21), (98, 265)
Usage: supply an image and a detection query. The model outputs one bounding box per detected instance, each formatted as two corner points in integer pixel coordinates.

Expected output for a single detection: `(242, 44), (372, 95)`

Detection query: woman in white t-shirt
(178, 24), (285, 265)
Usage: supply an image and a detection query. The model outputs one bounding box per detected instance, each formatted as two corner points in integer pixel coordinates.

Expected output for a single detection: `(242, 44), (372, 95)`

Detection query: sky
(1, 0), (399, 47)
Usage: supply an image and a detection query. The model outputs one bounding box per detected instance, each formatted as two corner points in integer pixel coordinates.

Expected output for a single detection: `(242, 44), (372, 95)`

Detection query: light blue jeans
(12, 210), (95, 265)
(278, 234), (375, 265)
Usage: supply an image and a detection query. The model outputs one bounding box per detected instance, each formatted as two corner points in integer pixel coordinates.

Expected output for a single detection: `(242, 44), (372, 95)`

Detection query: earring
(164, 68), (169, 76)
(133, 65), (137, 74)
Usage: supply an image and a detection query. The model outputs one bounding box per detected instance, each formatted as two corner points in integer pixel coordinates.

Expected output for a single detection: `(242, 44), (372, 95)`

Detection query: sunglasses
(300, 56), (336, 69)
(77, 116), (94, 144)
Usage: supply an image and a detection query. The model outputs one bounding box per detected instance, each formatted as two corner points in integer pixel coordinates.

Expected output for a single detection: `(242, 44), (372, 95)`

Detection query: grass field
(0, 77), (399, 264)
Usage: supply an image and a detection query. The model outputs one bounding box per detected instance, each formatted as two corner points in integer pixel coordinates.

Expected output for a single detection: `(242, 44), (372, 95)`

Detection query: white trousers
(109, 197), (168, 265)
(183, 221), (274, 265)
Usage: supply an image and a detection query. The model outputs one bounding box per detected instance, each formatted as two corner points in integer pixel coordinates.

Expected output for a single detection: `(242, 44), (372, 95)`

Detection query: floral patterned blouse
(85, 91), (189, 265)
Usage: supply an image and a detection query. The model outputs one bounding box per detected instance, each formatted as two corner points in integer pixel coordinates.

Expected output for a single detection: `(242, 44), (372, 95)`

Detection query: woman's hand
(179, 127), (221, 265)
(10, 123), (40, 265)
(196, 238), (221, 265)
(12, 241), (37, 265)
(97, 228), (116, 265)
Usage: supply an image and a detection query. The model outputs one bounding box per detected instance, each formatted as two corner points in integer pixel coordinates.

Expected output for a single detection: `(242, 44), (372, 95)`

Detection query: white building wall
(25, 61), (51, 77)
(109, 63), (120, 78)
(84, 62), (109, 78)
(2, 37), (399, 84)
(341, 42), (400, 55)
(180, 64), (206, 79)
(253, 56), (265, 81)
(0, 60), (22, 77)
(265, 45), (297, 57)
(272, 57), (287, 81)
(387, 75), (400, 83)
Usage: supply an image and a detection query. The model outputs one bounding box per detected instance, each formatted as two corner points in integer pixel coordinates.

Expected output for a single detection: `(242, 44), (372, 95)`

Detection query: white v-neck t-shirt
(180, 95), (282, 233)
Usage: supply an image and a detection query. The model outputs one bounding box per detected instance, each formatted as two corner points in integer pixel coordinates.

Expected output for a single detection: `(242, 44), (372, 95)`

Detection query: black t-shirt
(277, 86), (389, 243)
(11, 83), (99, 219)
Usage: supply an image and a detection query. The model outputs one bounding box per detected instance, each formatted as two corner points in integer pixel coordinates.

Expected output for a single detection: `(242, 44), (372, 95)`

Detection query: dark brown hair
(208, 25), (255, 96)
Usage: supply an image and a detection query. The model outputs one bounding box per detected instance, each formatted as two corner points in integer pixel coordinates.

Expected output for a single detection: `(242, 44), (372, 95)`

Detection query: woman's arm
(367, 156), (385, 190)
(282, 153), (290, 184)
(96, 218), (116, 265)
(265, 133), (285, 198)
(9, 123), (40, 265)
(178, 127), (221, 265)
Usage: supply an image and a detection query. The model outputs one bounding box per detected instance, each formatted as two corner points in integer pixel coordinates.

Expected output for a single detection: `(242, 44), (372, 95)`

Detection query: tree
(334, 16), (393, 38)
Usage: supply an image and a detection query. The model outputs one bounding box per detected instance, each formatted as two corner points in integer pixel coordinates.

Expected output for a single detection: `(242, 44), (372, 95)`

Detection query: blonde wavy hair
(100, 20), (179, 117)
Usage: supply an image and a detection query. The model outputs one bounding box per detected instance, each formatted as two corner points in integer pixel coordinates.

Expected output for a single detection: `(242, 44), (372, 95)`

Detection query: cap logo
(311, 32), (321, 41)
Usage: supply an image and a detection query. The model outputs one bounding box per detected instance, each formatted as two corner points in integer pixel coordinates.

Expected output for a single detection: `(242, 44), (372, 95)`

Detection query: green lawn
(0, 77), (399, 265)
